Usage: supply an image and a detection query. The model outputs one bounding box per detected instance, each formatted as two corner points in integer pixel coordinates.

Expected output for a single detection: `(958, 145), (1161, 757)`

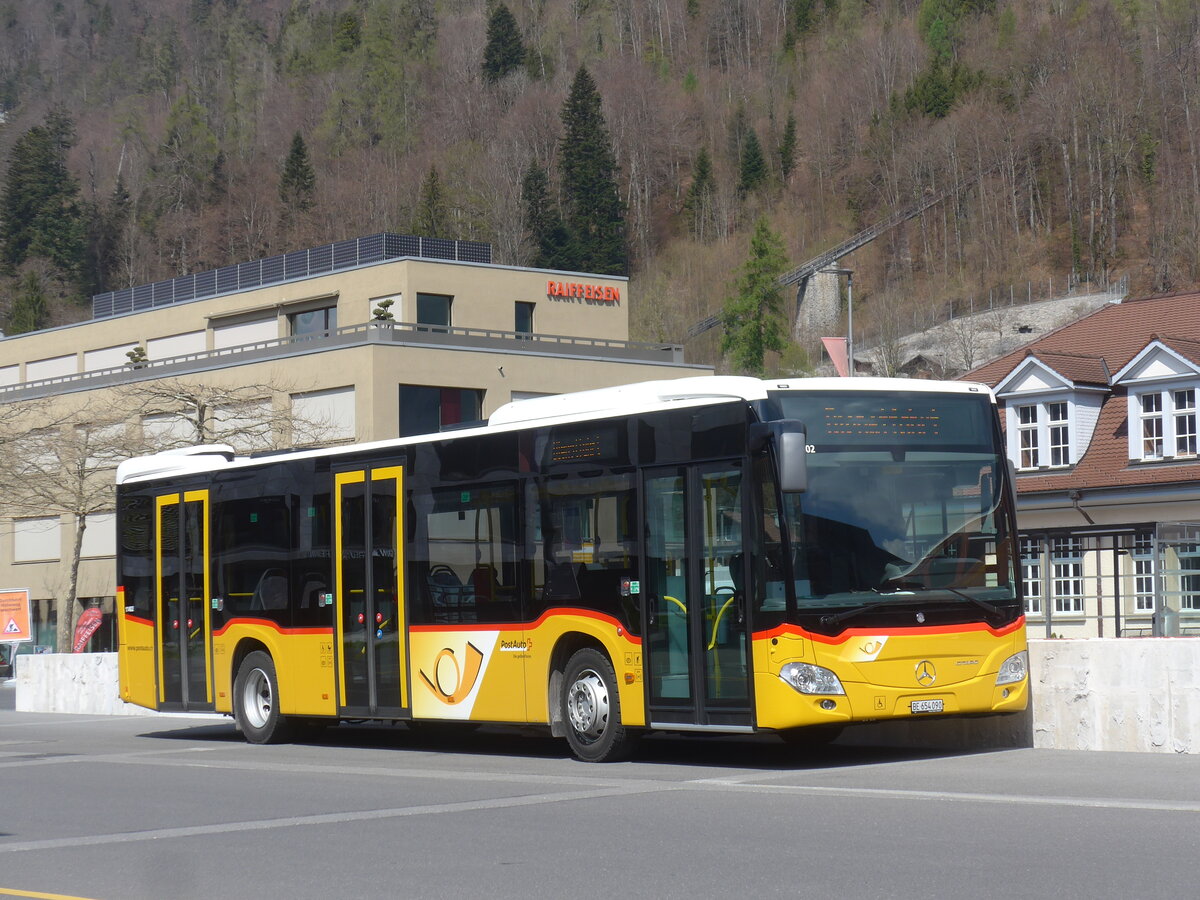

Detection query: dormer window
(1009, 400), (1073, 470)
(1130, 386), (1198, 461)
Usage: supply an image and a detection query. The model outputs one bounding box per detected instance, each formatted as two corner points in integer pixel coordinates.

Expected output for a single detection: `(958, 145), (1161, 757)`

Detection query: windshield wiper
(878, 579), (1007, 622)
(818, 593), (920, 627)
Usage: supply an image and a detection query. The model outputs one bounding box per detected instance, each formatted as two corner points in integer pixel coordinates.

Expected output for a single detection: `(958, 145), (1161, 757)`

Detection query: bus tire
(561, 648), (636, 763)
(233, 651), (292, 744)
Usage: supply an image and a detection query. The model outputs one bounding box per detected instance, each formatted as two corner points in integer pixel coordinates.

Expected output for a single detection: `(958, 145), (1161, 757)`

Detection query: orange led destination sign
(546, 280), (621, 304)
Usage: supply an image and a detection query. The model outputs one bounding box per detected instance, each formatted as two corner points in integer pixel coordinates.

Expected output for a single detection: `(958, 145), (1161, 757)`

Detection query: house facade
(0, 234), (708, 655)
(967, 291), (1200, 638)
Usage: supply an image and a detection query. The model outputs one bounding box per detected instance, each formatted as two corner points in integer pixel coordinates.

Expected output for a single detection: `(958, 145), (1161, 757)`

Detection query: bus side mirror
(751, 420), (808, 493)
(777, 430), (808, 494)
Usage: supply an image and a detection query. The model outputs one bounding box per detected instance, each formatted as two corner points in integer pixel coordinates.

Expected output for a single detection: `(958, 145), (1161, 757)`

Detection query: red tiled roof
(962, 291), (1200, 495)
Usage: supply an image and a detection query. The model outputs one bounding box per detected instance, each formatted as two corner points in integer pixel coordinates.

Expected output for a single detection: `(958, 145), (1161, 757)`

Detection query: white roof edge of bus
(487, 375), (771, 427)
(115, 376), (994, 485)
(116, 444), (237, 485)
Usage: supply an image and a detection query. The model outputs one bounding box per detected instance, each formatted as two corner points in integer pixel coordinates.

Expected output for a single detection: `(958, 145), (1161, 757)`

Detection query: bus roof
(115, 376), (994, 485)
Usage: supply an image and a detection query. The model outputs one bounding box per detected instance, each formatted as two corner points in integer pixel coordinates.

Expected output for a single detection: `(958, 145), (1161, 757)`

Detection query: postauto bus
(115, 376), (1028, 761)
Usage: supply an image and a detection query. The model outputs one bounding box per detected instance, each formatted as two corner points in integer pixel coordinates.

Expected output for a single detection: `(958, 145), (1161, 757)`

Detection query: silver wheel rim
(566, 668), (609, 743)
(242, 667), (272, 730)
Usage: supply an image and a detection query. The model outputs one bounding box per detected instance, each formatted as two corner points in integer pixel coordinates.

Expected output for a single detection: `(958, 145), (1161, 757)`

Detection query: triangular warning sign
(4, 618), (21, 634)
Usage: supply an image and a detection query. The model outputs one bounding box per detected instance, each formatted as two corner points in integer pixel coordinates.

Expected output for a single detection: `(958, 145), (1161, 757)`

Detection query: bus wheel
(562, 648), (636, 763)
(234, 651), (291, 744)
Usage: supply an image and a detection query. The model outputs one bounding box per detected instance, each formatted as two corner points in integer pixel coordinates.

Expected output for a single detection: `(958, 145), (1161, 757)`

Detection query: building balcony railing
(0, 322), (688, 403)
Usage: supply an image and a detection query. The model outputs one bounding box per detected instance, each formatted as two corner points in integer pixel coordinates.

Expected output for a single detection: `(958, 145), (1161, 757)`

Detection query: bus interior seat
(544, 561), (580, 601)
(251, 569), (289, 611)
(299, 574), (325, 609)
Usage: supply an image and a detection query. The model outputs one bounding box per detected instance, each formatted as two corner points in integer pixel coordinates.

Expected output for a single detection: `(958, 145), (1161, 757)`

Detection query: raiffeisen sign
(546, 280), (621, 304)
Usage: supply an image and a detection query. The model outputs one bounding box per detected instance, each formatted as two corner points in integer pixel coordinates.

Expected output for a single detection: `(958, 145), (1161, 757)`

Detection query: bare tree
(0, 400), (140, 650)
(116, 378), (346, 452)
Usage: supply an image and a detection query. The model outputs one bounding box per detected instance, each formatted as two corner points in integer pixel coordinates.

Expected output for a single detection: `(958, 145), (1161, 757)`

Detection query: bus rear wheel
(234, 651), (292, 744)
(561, 648), (636, 763)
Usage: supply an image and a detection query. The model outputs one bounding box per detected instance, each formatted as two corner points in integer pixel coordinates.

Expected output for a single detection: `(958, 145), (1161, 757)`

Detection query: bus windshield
(761, 390), (1020, 631)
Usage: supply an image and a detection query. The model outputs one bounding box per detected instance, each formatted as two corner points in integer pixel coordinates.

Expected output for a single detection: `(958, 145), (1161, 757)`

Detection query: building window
(515, 301), (535, 335)
(289, 305), (337, 337)
(1140, 393), (1164, 459)
(1020, 537), (1043, 616)
(1175, 389), (1196, 456)
(1132, 533), (1155, 613)
(416, 293), (452, 331)
(1181, 545), (1200, 611)
(1131, 387), (1200, 461)
(1051, 536), (1084, 614)
(399, 385), (483, 437)
(1047, 401), (1069, 467)
(1017, 405), (1039, 468)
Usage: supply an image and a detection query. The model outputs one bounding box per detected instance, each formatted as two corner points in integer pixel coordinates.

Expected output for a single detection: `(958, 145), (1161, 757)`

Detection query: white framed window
(1018, 405), (1039, 468)
(1051, 536), (1084, 614)
(1174, 389), (1196, 456)
(1020, 537), (1043, 616)
(1141, 393), (1164, 458)
(1010, 400), (1074, 470)
(1132, 533), (1155, 613)
(1047, 401), (1069, 467)
(1130, 386), (1199, 461)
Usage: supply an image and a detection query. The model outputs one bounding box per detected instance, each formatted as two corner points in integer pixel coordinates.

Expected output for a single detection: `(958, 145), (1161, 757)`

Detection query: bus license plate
(910, 699), (944, 714)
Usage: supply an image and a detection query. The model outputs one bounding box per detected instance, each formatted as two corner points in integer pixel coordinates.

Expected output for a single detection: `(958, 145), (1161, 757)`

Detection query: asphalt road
(0, 707), (1196, 900)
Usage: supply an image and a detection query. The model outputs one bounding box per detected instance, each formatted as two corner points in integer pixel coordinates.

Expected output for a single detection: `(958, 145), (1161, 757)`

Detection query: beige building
(0, 233), (707, 655)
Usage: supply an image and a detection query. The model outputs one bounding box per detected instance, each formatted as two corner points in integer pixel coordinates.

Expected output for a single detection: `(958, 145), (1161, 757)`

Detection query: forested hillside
(2, 0), (1199, 372)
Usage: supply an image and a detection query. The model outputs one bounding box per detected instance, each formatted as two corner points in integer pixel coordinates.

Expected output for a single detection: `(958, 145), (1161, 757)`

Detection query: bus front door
(334, 467), (408, 718)
(643, 463), (752, 729)
(155, 490), (213, 710)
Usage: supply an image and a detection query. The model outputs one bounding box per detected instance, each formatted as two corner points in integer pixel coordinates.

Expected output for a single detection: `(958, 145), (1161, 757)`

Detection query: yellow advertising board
(1, 589), (32, 643)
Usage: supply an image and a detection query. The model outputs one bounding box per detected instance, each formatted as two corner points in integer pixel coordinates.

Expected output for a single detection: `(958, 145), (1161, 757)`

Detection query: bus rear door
(155, 490), (213, 710)
(642, 463), (752, 730)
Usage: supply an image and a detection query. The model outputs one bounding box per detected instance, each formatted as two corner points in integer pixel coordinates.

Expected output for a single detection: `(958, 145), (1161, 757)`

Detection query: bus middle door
(155, 490), (213, 711)
(334, 467), (408, 718)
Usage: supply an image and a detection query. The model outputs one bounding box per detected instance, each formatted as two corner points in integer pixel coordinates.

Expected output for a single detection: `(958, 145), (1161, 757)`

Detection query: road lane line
(686, 779), (1200, 813)
(0, 784), (665, 855)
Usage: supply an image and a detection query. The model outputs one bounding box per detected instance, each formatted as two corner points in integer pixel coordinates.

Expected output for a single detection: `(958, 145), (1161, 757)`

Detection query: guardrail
(0, 322), (688, 403)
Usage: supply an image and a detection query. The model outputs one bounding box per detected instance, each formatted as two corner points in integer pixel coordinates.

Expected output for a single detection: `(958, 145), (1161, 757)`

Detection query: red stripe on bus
(753, 615), (1026, 643)
(410, 607), (643, 644)
(212, 619), (334, 638)
(124, 614), (153, 628)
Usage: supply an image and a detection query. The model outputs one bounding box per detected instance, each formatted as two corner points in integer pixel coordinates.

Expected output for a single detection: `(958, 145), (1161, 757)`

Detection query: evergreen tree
(411, 165), (450, 238)
(558, 66), (627, 275)
(738, 130), (769, 195)
(82, 176), (131, 296)
(521, 162), (577, 270)
(154, 92), (219, 213)
(683, 148), (716, 241)
(280, 132), (317, 214)
(7, 271), (49, 335)
(720, 217), (789, 375)
(0, 112), (86, 282)
(482, 3), (525, 83)
(778, 112), (797, 181)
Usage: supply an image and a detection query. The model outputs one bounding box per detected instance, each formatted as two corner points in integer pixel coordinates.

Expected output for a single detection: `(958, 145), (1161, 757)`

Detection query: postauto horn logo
(419, 642), (485, 705)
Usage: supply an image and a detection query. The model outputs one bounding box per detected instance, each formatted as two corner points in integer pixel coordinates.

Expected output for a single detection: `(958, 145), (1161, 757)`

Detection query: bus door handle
(648, 598), (657, 626)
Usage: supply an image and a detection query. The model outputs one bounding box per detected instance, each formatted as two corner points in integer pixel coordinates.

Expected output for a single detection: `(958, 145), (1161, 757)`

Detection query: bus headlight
(995, 650), (1029, 685)
(780, 662), (846, 695)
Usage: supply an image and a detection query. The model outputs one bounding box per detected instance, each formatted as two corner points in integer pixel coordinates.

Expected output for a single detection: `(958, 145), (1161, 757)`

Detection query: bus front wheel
(234, 651), (291, 744)
(561, 648), (636, 763)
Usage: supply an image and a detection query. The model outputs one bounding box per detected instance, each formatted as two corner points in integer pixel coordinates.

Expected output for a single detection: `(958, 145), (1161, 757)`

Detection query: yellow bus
(115, 376), (1028, 761)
